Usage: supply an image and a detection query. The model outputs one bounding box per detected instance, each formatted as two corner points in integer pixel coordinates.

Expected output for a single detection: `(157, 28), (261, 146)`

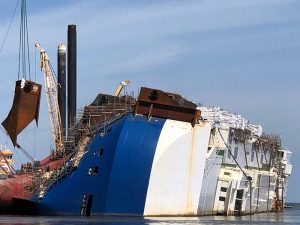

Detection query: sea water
(0, 208), (299, 225)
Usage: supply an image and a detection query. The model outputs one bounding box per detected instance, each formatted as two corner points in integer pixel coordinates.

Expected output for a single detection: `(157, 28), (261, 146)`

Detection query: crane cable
(0, 0), (35, 171)
(217, 128), (249, 178)
(0, 0), (20, 55)
(18, 0), (31, 80)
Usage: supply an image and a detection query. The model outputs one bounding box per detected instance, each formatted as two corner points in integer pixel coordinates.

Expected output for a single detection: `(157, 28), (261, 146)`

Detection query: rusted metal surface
(135, 87), (201, 126)
(0, 154), (68, 209)
(82, 94), (134, 127)
(2, 80), (42, 146)
(0, 173), (33, 207)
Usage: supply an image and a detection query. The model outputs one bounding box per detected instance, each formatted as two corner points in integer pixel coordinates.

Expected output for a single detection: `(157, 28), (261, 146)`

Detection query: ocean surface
(0, 208), (299, 225)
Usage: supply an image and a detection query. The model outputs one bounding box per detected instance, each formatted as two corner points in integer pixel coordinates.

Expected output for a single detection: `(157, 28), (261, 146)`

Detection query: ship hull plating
(35, 113), (212, 216)
(37, 114), (165, 215)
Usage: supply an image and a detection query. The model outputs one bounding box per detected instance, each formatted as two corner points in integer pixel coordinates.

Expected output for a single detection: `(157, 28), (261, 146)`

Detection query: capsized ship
(0, 0), (293, 216)
(25, 87), (292, 216)
(0, 33), (292, 217)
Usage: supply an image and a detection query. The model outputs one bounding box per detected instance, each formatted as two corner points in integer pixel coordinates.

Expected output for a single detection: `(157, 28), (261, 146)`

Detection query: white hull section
(144, 119), (211, 215)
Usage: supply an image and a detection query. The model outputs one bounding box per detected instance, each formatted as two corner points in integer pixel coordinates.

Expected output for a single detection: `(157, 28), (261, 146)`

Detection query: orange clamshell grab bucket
(2, 79), (42, 146)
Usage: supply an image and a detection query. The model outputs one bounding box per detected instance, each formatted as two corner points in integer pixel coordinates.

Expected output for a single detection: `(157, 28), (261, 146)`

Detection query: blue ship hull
(37, 114), (166, 216)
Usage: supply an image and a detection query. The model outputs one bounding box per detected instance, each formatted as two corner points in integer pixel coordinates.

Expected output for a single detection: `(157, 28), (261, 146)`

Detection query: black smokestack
(67, 24), (77, 128)
(57, 44), (66, 136)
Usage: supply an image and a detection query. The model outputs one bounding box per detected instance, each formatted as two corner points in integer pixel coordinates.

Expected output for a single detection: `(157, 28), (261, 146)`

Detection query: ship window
(264, 152), (269, 164)
(98, 148), (104, 156)
(251, 150), (254, 162)
(88, 166), (100, 176)
(260, 153), (264, 164)
(245, 144), (250, 155)
(228, 128), (233, 143)
(208, 128), (216, 146)
(224, 172), (231, 176)
(228, 148), (231, 159)
(88, 167), (93, 176)
(220, 187), (227, 192)
(219, 196), (226, 201)
(236, 189), (244, 199)
(234, 145), (238, 159)
(93, 166), (99, 175)
(217, 149), (225, 156)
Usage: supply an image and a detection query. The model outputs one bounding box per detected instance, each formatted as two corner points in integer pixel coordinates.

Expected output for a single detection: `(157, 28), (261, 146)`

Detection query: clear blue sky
(0, 0), (299, 202)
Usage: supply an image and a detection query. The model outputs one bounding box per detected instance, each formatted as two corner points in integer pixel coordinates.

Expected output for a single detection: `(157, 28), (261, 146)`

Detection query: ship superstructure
(199, 106), (292, 215)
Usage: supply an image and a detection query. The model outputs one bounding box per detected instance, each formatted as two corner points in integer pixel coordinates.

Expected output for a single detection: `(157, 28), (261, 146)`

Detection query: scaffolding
(31, 95), (135, 199)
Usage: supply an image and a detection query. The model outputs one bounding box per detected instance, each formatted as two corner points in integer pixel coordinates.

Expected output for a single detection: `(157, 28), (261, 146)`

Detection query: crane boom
(35, 43), (64, 152)
(114, 80), (130, 97)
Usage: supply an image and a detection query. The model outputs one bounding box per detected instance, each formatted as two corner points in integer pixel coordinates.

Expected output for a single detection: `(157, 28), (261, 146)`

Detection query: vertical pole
(67, 24), (77, 129)
(267, 150), (273, 212)
(58, 44), (66, 137)
(247, 176), (252, 219)
(250, 180), (252, 214)
(280, 161), (284, 212)
(256, 175), (261, 213)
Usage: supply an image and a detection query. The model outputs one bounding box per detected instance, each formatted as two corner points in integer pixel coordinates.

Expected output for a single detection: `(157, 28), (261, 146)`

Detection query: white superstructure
(198, 106), (292, 215)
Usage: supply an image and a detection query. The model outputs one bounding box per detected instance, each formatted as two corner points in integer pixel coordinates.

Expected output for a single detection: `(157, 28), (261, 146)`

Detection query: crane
(114, 80), (130, 97)
(35, 43), (64, 153)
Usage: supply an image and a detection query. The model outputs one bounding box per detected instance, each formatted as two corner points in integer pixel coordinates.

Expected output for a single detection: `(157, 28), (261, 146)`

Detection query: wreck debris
(2, 79), (42, 146)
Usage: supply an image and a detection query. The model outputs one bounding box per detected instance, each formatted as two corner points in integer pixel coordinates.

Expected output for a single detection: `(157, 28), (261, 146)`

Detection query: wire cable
(18, 0), (31, 80)
(0, 0), (20, 55)
(217, 128), (249, 178)
(217, 127), (253, 215)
